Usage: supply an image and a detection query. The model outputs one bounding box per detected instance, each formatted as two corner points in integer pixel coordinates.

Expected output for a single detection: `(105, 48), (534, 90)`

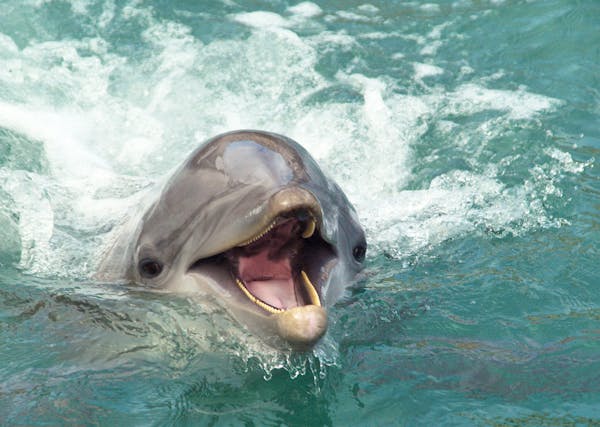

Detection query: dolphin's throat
(227, 216), (320, 313)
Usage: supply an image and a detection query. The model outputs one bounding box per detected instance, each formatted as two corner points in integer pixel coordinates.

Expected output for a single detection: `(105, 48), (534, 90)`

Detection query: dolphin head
(128, 130), (366, 350)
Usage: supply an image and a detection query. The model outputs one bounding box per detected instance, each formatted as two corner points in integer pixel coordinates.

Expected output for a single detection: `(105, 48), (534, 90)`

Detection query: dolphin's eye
(139, 258), (163, 278)
(352, 245), (366, 262)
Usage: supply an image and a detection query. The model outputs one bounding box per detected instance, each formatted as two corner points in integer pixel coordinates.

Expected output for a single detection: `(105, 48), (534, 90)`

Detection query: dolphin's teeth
(302, 218), (316, 239)
(238, 221), (276, 247)
(239, 214), (316, 247)
(235, 278), (284, 314)
(300, 270), (321, 307)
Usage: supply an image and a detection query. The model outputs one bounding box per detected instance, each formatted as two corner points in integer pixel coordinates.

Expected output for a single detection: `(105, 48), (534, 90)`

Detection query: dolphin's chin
(188, 208), (336, 348)
(274, 305), (327, 349)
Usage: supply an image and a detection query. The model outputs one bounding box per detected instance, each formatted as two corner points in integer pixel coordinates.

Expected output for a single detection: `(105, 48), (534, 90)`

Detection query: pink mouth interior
(235, 220), (304, 310)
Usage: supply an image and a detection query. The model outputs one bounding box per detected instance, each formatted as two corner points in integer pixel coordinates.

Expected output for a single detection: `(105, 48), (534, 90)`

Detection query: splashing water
(1, 0), (598, 425)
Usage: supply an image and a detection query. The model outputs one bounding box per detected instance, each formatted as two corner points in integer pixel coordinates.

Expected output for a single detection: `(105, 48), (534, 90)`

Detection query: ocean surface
(1, 0), (599, 425)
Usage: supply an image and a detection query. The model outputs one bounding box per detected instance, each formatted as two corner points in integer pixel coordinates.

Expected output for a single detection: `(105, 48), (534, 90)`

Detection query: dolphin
(98, 130), (366, 350)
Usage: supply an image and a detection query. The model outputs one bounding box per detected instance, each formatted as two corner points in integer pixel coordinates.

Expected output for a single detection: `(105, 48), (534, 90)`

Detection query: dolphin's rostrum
(98, 130), (366, 350)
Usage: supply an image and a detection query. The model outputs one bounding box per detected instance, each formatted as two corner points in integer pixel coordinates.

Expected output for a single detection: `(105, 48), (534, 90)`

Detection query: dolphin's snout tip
(275, 305), (327, 349)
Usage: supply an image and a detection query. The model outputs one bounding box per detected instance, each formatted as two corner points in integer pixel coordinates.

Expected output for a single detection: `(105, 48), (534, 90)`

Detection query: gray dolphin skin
(98, 130), (366, 350)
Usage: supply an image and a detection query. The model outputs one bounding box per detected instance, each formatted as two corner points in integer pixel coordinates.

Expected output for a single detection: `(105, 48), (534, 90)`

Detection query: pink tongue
(246, 279), (297, 309)
(238, 249), (299, 310)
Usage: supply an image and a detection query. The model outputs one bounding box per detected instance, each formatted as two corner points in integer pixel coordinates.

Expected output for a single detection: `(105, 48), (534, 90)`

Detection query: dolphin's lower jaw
(275, 305), (327, 349)
(190, 187), (336, 349)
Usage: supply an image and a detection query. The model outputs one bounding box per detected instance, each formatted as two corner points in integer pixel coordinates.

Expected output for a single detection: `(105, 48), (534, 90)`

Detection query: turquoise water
(1, 0), (599, 425)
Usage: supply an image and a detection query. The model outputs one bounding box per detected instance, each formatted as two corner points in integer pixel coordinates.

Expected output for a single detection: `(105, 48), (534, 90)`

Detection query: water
(0, 0), (599, 425)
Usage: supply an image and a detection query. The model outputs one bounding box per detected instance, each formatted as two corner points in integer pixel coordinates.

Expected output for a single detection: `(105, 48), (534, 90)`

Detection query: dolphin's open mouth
(187, 205), (335, 347)
(225, 210), (328, 314)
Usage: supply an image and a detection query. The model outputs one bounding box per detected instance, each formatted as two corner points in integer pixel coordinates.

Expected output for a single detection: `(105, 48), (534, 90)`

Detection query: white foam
(428, 22), (451, 40)
(420, 3), (442, 13)
(232, 11), (291, 29)
(459, 65), (475, 77)
(0, 33), (18, 54)
(98, 0), (116, 28)
(335, 11), (376, 22)
(67, 0), (94, 15)
(308, 31), (357, 51)
(0, 170), (54, 273)
(420, 40), (443, 56)
(414, 62), (444, 80)
(445, 83), (561, 120)
(545, 148), (588, 174)
(287, 2), (322, 18)
(0, 102), (113, 186)
(358, 4), (379, 13)
(327, 73), (431, 218)
(365, 169), (556, 258)
(390, 21), (451, 57)
(359, 31), (400, 40)
(356, 80), (571, 256)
